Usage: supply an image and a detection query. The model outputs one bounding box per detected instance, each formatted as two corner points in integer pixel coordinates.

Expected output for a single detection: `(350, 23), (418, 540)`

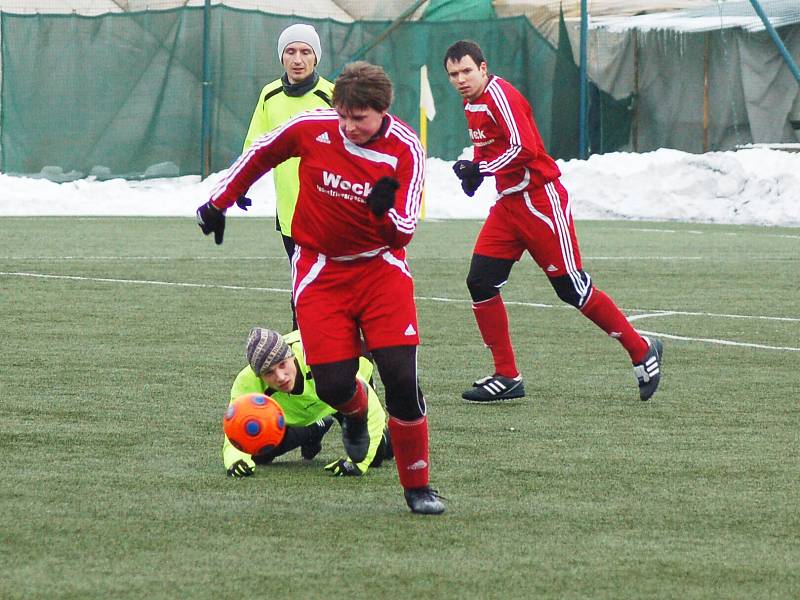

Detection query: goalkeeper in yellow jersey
(241, 23), (334, 329)
(223, 327), (392, 478)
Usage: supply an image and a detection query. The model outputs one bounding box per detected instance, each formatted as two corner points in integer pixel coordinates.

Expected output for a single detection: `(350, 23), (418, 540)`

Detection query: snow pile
(1, 148), (798, 226)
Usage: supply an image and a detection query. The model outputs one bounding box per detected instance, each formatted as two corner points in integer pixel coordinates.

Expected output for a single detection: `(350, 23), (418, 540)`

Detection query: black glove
(235, 195), (252, 211)
(324, 458), (363, 477)
(452, 160), (484, 197)
(196, 201), (225, 245)
(365, 177), (400, 217)
(226, 459), (254, 478)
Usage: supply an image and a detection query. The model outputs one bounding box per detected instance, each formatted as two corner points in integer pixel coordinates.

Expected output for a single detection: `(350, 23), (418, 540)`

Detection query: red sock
(336, 380), (367, 420)
(580, 288), (649, 363)
(473, 295), (519, 378)
(388, 416), (430, 490)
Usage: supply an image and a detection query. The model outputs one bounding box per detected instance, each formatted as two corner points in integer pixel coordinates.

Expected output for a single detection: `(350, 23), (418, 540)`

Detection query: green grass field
(1, 217), (798, 599)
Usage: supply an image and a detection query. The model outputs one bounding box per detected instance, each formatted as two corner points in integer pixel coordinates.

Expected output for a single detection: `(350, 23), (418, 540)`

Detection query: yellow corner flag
(419, 65), (436, 220)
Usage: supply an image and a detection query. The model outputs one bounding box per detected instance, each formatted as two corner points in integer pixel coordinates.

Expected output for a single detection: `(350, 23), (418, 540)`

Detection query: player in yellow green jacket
(241, 24), (334, 328)
(223, 327), (391, 478)
(242, 24), (334, 252)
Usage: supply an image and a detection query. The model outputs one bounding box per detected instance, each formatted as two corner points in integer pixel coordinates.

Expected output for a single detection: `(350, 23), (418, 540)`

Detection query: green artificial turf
(1, 217), (798, 599)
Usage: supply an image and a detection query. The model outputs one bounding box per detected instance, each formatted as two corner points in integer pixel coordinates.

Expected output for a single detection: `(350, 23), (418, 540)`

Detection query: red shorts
(474, 179), (583, 277)
(291, 247), (420, 365)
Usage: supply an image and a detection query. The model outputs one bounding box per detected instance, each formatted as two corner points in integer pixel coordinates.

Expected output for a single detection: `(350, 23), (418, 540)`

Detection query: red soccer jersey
(210, 108), (425, 258)
(465, 75), (561, 193)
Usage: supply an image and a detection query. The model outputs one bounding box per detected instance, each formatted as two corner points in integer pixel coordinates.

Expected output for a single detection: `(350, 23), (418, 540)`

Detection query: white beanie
(277, 24), (322, 65)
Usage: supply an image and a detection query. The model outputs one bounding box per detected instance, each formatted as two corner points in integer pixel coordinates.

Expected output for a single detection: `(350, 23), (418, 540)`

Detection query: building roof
(591, 0), (800, 33)
(1, 0), (796, 33)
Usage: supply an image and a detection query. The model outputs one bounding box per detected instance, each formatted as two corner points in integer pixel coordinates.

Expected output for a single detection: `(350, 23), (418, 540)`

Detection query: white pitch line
(628, 311), (678, 322)
(585, 256), (702, 261)
(2, 255), (703, 261)
(2, 271), (798, 351)
(2, 256), (288, 261)
(627, 308), (800, 323)
(3, 271), (797, 322)
(624, 228), (705, 235)
(492, 301), (800, 324)
(636, 330), (800, 352)
(619, 228), (800, 241)
(0, 271), (290, 294)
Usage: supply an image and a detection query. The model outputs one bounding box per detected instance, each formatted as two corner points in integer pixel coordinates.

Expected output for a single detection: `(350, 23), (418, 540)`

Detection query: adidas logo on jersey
(404, 324), (417, 336)
(315, 131), (331, 144)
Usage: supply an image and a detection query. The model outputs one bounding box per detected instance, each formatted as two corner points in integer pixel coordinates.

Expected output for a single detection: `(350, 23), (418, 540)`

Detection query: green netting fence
(0, 6), (629, 180)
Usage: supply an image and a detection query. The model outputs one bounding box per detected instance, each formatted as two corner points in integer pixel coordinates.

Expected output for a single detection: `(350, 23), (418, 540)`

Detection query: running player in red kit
(444, 40), (663, 403)
(196, 62), (444, 515)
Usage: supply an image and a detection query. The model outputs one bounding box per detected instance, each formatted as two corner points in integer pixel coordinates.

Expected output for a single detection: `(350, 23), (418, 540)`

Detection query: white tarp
(0, 0), (123, 14)
(491, 0), (800, 151)
(2, 0), (754, 22)
(494, 0), (728, 43)
(0, 0), (354, 19)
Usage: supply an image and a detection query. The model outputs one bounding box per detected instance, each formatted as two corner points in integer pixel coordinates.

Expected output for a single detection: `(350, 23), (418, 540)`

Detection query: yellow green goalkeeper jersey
(242, 74), (334, 237)
(222, 330), (386, 473)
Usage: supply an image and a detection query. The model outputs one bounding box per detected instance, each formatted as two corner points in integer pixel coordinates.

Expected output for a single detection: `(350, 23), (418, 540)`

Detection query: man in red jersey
(444, 40), (663, 403)
(196, 62), (444, 515)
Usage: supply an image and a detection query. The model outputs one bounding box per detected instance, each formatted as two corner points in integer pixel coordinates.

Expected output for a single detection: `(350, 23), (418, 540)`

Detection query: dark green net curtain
(0, 6), (629, 179)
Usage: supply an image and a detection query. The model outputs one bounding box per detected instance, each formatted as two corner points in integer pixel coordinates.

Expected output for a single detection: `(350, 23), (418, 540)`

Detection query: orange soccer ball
(223, 393), (286, 456)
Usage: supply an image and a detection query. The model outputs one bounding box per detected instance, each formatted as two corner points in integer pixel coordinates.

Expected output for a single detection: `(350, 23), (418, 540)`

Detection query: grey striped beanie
(246, 327), (294, 374)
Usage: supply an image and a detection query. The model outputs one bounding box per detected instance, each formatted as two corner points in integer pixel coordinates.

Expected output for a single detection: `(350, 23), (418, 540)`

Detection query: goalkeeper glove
(196, 201), (225, 245)
(235, 195), (252, 211)
(452, 160), (484, 197)
(365, 177), (399, 217)
(324, 458), (363, 477)
(227, 459), (255, 478)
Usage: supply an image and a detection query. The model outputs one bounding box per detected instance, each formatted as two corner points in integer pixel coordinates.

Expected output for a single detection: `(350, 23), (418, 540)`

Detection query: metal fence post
(748, 0), (800, 85)
(200, 0), (212, 178)
(578, 0), (589, 159)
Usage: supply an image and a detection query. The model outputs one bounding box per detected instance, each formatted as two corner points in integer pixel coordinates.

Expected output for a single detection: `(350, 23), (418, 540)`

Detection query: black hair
(443, 40), (486, 69)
